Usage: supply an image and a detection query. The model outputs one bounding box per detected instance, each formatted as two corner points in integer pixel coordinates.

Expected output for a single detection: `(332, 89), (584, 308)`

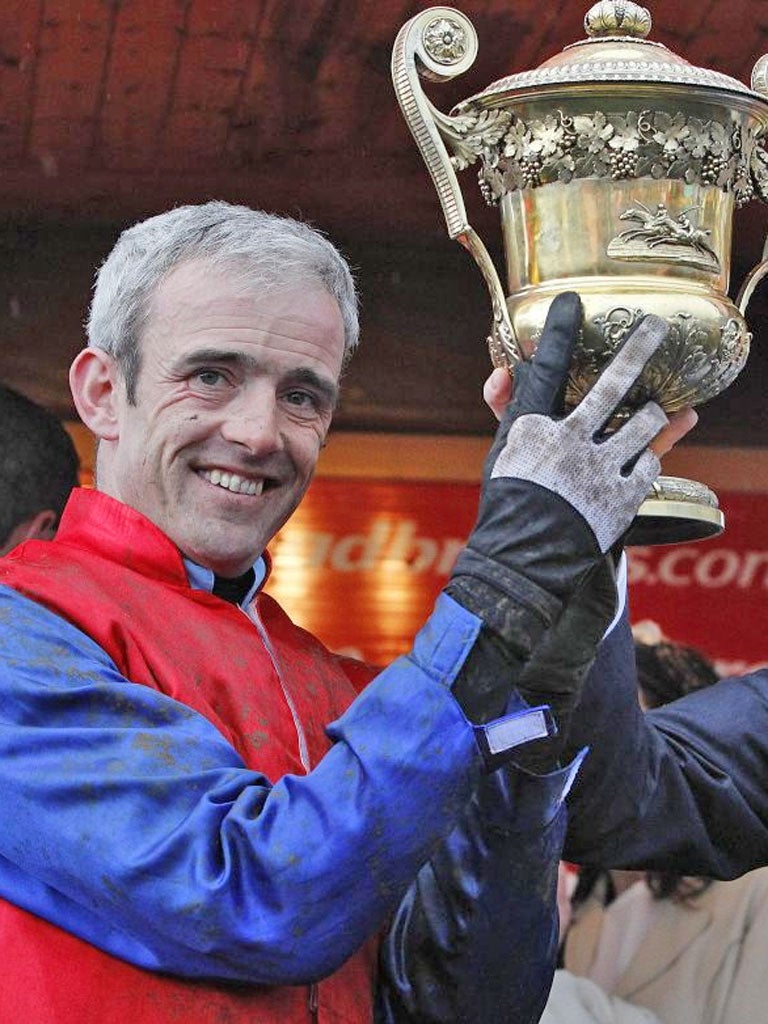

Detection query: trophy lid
(457, 0), (768, 109)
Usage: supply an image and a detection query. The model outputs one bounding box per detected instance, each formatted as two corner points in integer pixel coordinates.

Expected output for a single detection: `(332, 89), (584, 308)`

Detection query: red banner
(266, 480), (768, 675)
(627, 491), (768, 675)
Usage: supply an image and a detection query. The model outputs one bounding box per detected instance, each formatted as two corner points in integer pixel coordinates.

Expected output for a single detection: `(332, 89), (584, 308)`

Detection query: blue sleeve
(563, 609), (768, 877)
(0, 585), (556, 985)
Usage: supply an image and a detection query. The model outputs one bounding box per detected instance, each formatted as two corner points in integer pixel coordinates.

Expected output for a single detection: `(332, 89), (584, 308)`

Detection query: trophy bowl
(392, 1), (768, 544)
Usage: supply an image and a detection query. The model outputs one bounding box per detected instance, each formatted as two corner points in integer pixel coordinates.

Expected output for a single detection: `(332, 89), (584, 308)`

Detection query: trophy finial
(584, 1), (652, 39)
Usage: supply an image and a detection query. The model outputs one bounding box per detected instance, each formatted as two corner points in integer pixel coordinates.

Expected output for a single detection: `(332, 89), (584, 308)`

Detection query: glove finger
(509, 291), (583, 418)
(591, 454), (660, 552)
(486, 292), (583, 476)
(573, 314), (668, 430)
(604, 401), (669, 467)
(522, 567), (616, 671)
(621, 447), (661, 495)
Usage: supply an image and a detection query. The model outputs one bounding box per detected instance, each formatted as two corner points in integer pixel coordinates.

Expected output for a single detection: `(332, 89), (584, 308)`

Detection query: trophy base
(624, 475), (725, 547)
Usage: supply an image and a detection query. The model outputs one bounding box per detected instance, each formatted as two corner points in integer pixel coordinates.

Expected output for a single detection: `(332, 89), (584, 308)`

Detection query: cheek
(153, 409), (209, 455)
(291, 428), (325, 476)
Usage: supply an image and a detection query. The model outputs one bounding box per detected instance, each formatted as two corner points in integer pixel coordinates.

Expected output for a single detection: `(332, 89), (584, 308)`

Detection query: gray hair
(87, 201), (359, 401)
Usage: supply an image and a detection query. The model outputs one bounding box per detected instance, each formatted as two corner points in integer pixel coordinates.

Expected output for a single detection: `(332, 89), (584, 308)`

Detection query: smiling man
(0, 201), (687, 1023)
(72, 264), (343, 577)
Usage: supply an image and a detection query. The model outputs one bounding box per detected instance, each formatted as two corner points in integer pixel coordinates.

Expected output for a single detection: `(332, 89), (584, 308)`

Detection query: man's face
(100, 261), (345, 576)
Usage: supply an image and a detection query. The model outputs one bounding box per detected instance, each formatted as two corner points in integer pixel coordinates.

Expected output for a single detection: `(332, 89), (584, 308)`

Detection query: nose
(219, 390), (283, 457)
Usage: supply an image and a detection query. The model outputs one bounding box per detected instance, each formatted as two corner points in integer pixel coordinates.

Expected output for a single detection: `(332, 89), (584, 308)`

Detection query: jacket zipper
(246, 602), (317, 1017)
(245, 602), (311, 772)
(309, 981), (319, 1021)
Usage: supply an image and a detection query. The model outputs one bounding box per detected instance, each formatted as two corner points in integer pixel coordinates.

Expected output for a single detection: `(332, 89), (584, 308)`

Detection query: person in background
(544, 639), (768, 1024)
(0, 201), (688, 1023)
(482, 361), (768, 884)
(0, 382), (80, 554)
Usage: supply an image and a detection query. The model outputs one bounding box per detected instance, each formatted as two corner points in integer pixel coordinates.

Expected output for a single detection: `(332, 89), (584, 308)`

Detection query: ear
(19, 509), (57, 542)
(0, 509), (57, 555)
(69, 347), (122, 441)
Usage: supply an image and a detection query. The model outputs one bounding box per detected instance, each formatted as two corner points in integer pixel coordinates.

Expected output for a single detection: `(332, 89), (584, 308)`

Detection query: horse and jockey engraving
(607, 201), (721, 271)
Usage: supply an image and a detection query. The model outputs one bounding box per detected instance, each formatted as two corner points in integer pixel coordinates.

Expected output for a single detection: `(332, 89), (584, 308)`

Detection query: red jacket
(0, 488), (378, 1023)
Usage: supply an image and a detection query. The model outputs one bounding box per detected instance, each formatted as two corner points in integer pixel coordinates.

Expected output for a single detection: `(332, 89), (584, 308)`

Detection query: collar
(184, 556), (267, 608)
(55, 489), (271, 597)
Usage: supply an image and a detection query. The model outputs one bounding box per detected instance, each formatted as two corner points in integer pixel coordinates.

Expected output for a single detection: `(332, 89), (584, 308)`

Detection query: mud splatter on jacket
(0, 488), (577, 1022)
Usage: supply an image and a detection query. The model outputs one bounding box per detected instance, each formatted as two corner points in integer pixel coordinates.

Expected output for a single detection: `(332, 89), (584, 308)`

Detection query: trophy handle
(739, 71), (768, 315)
(391, 7), (522, 368)
(736, 233), (768, 315)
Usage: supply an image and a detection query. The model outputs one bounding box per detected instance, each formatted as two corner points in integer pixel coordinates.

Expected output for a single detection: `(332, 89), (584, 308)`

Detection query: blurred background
(1, 0), (767, 670)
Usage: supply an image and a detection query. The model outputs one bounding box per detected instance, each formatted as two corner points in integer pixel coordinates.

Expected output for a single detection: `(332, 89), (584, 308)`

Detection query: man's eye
(196, 369), (225, 387)
(284, 390), (317, 410)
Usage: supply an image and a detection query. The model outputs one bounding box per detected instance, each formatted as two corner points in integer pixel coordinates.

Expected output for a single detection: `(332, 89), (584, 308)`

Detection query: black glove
(515, 554), (619, 714)
(510, 553), (620, 771)
(447, 292), (668, 722)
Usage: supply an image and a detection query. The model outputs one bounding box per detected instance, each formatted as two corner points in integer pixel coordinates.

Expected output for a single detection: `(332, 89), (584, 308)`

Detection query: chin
(213, 543), (264, 575)
(181, 537), (260, 577)
(199, 555), (256, 577)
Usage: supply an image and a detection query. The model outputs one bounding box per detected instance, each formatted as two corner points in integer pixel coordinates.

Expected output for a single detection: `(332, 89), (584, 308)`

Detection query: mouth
(198, 468), (270, 497)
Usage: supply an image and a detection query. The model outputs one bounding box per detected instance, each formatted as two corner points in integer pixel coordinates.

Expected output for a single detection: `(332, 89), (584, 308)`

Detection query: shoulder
(0, 583), (115, 664)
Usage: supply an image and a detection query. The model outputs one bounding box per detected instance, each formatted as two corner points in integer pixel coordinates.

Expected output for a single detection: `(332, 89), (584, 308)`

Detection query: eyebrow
(288, 367), (340, 410)
(174, 348), (340, 409)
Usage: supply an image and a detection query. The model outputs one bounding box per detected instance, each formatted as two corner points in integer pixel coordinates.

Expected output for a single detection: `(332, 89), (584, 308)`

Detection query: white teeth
(201, 470), (264, 496)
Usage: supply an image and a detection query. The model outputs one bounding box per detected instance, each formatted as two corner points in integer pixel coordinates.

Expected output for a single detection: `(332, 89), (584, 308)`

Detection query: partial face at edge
(94, 260), (345, 576)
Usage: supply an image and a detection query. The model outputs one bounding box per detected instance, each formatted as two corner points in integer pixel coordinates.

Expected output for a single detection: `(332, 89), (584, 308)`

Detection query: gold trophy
(392, 1), (768, 543)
